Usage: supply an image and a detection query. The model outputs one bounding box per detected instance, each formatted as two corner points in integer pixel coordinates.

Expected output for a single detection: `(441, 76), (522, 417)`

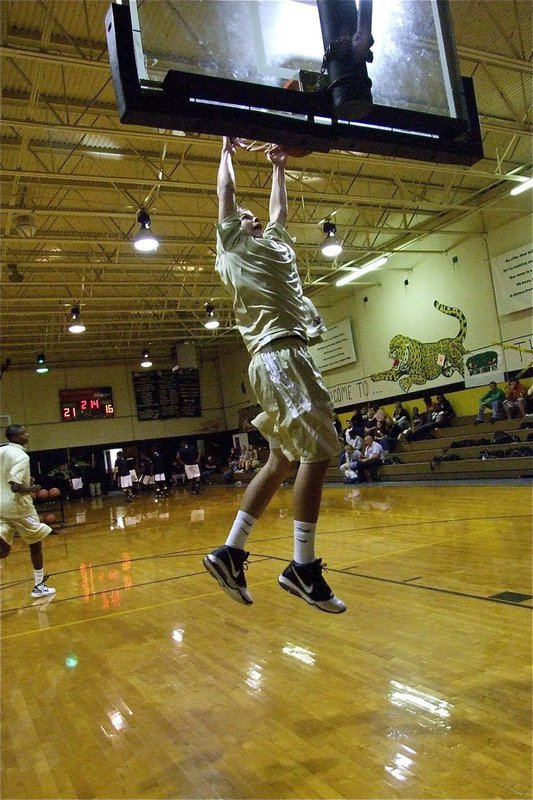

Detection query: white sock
(34, 568), (44, 586)
(225, 510), (257, 550)
(293, 521), (317, 564)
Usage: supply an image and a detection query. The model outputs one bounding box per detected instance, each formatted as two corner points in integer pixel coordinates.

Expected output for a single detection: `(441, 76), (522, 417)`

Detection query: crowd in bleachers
(337, 377), (532, 484)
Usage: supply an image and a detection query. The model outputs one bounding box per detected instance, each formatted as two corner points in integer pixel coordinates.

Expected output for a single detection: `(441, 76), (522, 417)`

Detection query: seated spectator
(372, 404), (387, 424)
(171, 454), (186, 485)
(503, 378), (528, 419)
(364, 409), (378, 437)
(474, 381), (506, 424)
(201, 455), (218, 484)
(243, 445), (258, 471)
(526, 384), (533, 415)
(357, 434), (384, 482)
(359, 404), (369, 423)
(333, 415), (344, 442)
(344, 414), (364, 450)
(421, 394), (434, 424)
(374, 419), (396, 452)
(391, 402), (411, 436)
(223, 447), (240, 485)
(339, 444), (361, 483)
(398, 406), (422, 440)
(403, 394), (455, 442)
(432, 393), (455, 427)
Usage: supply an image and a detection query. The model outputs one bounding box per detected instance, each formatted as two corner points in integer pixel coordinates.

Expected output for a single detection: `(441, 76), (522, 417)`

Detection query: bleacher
(208, 416), (532, 487)
(329, 415), (533, 483)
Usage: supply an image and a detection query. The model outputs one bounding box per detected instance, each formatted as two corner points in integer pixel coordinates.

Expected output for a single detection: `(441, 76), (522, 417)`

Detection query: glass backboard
(106, 0), (483, 164)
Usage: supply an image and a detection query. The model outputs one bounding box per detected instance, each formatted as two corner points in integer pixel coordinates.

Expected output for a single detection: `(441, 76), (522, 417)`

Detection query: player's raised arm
(268, 145), (288, 228)
(217, 136), (238, 222)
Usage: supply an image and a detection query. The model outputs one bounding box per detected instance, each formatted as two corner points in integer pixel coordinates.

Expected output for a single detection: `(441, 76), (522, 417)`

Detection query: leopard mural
(370, 300), (467, 392)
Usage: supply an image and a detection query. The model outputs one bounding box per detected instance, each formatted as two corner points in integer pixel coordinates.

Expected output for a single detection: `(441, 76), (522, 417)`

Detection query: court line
(331, 567), (533, 610)
(0, 577), (274, 640)
(2, 553), (531, 642)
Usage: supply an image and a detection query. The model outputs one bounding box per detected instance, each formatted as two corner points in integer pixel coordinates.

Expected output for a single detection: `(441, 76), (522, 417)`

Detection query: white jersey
(0, 442), (34, 517)
(216, 213), (307, 355)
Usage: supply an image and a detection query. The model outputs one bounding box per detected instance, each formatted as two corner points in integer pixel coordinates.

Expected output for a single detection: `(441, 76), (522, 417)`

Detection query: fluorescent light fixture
(140, 349), (152, 368)
(204, 303), (220, 329)
(510, 177), (533, 196)
(36, 353), (49, 373)
(335, 255), (389, 286)
(134, 208), (158, 252)
(68, 305), (86, 333)
(321, 221), (342, 258)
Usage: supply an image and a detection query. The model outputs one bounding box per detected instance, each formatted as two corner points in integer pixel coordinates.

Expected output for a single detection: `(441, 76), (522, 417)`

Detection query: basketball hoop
(233, 138), (312, 159)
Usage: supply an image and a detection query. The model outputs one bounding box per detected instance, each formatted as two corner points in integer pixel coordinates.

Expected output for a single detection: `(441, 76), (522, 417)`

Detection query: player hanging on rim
(203, 136), (346, 614)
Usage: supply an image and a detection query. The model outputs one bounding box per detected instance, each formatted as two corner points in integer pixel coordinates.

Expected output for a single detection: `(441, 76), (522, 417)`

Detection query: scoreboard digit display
(59, 387), (114, 422)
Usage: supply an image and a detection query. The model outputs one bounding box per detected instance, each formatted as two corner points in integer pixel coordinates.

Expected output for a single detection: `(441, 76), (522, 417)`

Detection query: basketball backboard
(106, 0), (483, 164)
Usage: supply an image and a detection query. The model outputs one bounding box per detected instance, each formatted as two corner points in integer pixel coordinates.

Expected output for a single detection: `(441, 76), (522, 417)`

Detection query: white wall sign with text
(309, 318), (356, 373)
(491, 243), (533, 315)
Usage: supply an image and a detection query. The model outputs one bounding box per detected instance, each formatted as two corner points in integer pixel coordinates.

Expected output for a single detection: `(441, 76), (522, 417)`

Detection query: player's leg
(278, 459), (346, 614)
(29, 539), (56, 597)
(203, 447), (292, 605)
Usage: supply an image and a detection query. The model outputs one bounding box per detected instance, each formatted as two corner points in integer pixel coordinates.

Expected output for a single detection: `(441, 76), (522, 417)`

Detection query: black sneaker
(203, 545), (253, 605)
(278, 559), (346, 613)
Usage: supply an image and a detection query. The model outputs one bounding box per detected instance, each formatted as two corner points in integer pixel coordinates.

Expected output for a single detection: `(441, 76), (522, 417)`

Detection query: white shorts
(248, 339), (338, 464)
(0, 513), (52, 546)
(70, 478), (83, 491)
(154, 473), (166, 482)
(129, 470), (138, 482)
(119, 475), (133, 488)
(184, 465), (200, 479)
(142, 475), (155, 485)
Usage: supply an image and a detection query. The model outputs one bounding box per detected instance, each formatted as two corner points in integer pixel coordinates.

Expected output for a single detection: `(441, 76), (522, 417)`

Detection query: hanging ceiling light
(204, 303), (220, 329)
(15, 213), (37, 238)
(321, 221), (342, 258)
(336, 255), (389, 287)
(36, 353), (49, 374)
(510, 177), (533, 196)
(68, 305), (86, 333)
(140, 349), (153, 368)
(7, 263), (24, 283)
(134, 207), (159, 252)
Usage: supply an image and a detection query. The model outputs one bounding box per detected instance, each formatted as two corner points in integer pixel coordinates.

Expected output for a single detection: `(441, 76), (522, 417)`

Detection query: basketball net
(233, 138), (311, 158)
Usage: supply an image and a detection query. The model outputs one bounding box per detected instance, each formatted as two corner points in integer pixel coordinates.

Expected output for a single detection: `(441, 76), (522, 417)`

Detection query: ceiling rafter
(1, 0), (531, 369)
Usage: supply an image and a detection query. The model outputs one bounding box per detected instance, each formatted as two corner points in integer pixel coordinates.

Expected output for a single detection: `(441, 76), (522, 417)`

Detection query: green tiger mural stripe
(370, 300), (467, 392)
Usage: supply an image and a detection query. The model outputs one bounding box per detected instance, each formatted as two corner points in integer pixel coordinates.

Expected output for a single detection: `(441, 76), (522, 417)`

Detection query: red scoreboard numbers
(59, 387), (114, 421)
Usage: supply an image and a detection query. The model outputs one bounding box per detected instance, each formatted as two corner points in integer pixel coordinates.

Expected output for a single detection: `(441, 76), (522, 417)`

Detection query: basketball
(44, 513), (56, 524)
(37, 489), (49, 501)
(49, 487), (61, 498)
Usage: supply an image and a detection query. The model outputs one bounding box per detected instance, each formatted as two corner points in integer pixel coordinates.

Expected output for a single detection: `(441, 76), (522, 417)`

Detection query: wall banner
(463, 346), (506, 387)
(309, 318), (356, 373)
(490, 243), (533, 315)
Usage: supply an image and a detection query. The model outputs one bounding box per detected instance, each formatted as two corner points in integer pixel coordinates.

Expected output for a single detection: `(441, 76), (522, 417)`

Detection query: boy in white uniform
(0, 425), (56, 597)
(203, 137), (345, 614)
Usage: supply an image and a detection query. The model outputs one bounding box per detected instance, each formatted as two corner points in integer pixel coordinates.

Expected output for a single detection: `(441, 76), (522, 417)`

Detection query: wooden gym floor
(1, 482), (531, 800)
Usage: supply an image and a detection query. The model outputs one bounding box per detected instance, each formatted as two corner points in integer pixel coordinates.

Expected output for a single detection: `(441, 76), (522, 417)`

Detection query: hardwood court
(1, 482), (531, 800)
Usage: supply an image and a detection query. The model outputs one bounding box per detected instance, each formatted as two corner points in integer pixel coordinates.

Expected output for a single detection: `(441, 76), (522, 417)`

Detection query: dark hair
(5, 424), (25, 442)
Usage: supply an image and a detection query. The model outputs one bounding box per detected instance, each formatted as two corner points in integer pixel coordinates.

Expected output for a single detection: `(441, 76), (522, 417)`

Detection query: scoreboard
(59, 387), (114, 422)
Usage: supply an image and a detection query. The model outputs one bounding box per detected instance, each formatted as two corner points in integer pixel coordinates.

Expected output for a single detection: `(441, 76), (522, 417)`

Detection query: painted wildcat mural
(370, 300), (467, 392)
